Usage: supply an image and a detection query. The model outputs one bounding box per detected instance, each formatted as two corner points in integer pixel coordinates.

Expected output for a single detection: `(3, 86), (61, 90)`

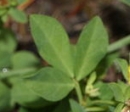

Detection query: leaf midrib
(77, 20), (100, 78)
(32, 17), (73, 77)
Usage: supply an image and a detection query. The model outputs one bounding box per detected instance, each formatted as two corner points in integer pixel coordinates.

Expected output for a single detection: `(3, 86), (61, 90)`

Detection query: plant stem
(89, 100), (115, 106)
(108, 35), (130, 53)
(0, 68), (37, 79)
(73, 79), (84, 105)
(85, 107), (107, 111)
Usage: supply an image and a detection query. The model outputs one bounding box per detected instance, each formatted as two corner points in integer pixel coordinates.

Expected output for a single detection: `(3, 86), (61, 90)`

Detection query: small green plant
(0, 0), (27, 23)
(1, 12), (130, 112)
(28, 14), (109, 106)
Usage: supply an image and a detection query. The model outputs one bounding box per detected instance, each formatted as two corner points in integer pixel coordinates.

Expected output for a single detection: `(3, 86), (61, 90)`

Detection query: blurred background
(4, 0), (130, 50)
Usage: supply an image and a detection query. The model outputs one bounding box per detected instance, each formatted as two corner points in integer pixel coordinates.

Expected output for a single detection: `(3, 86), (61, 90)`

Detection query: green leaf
(0, 82), (12, 111)
(124, 86), (130, 101)
(75, 16), (108, 80)
(109, 83), (125, 102)
(114, 103), (124, 112)
(11, 51), (40, 69)
(0, 28), (17, 53)
(11, 79), (51, 108)
(71, 44), (77, 64)
(115, 58), (128, 81)
(30, 15), (74, 78)
(0, 51), (12, 69)
(117, 80), (128, 93)
(25, 67), (74, 101)
(9, 8), (27, 23)
(69, 99), (85, 112)
(120, 0), (130, 6)
(95, 82), (113, 100)
(96, 52), (119, 77)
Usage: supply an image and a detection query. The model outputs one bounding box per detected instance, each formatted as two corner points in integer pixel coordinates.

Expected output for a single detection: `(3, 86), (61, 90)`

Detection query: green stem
(0, 68), (37, 79)
(85, 107), (107, 111)
(73, 79), (83, 105)
(89, 100), (115, 106)
(108, 35), (130, 53)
